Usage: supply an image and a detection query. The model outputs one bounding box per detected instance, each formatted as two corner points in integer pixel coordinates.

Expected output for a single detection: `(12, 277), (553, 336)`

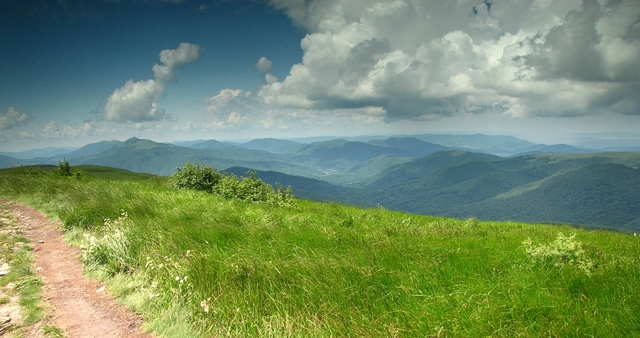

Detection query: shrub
(237, 171), (270, 202)
(523, 232), (594, 275)
(267, 182), (297, 208)
(173, 164), (297, 208)
(173, 163), (221, 192)
(212, 173), (241, 199)
(57, 159), (72, 176)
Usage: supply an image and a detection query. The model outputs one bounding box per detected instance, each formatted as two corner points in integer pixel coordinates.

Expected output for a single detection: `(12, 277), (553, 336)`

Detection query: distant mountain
(0, 154), (26, 168)
(240, 138), (302, 154)
(66, 137), (317, 177)
(514, 144), (594, 156)
(368, 137), (451, 157)
(575, 135), (640, 151)
(0, 146), (77, 159)
(366, 150), (503, 189)
(169, 139), (207, 147)
(411, 133), (537, 155)
(62, 140), (121, 159)
(184, 139), (239, 150)
(321, 154), (413, 187)
(292, 139), (389, 162)
(273, 138), (429, 186)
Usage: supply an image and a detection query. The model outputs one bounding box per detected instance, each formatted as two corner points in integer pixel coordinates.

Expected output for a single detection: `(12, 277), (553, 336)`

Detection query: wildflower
(200, 297), (211, 313)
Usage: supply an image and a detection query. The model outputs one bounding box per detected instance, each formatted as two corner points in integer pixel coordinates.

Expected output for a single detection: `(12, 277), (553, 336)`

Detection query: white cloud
(174, 121), (197, 133)
(204, 86), (387, 132)
(42, 121), (94, 139)
(0, 106), (30, 129)
(205, 89), (256, 129)
(16, 131), (35, 140)
(256, 56), (278, 84)
(105, 42), (201, 123)
(256, 56), (273, 74)
(262, 0), (640, 120)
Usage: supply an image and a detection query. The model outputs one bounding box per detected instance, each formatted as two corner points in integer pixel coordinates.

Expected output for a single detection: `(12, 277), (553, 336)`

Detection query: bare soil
(4, 202), (154, 338)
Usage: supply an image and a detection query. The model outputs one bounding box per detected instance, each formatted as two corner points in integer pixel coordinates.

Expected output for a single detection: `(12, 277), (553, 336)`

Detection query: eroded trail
(7, 202), (153, 338)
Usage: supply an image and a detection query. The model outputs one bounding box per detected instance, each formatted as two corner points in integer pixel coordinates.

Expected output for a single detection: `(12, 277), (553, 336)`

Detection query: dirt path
(6, 202), (153, 338)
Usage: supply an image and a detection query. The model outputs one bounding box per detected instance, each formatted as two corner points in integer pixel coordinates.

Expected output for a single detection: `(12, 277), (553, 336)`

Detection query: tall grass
(1, 166), (639, 336)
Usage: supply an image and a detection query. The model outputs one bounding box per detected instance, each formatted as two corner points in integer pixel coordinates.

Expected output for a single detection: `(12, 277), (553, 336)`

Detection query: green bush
(237, 171), (270, 202)
(173, 164), (297, 208)
(212, 173), (241, 199)
(268, 182), (297, 208)
(173, 163), (221, 192)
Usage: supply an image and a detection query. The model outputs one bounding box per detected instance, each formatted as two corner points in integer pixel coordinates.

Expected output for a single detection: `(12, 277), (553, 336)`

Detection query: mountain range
(1, 134), (639, 231)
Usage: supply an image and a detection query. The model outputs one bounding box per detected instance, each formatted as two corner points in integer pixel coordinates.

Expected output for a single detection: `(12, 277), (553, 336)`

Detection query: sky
(1, 0), (640, 151)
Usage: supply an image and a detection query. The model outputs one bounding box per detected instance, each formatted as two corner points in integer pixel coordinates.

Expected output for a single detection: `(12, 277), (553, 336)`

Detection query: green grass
(1, 165), (640, 337)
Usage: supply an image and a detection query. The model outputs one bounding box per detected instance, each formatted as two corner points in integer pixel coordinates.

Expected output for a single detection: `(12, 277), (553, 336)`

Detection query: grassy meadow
(1, 165), (639, 337)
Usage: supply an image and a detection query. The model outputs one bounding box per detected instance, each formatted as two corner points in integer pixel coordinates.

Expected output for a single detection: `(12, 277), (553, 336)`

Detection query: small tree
(57, 159), (73, 176)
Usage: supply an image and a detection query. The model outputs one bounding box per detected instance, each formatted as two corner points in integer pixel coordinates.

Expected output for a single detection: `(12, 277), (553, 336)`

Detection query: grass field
(1, 165), (639, 337)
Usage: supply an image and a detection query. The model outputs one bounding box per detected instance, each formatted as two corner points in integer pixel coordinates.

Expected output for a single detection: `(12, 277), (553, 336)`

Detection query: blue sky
(1, 0), (640, 151)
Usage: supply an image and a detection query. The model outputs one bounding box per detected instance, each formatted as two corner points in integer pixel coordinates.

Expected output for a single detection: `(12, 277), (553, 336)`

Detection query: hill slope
(455, 162), (640, 230)
(364, 151), (640, 231)
(68, 137), (316, 177)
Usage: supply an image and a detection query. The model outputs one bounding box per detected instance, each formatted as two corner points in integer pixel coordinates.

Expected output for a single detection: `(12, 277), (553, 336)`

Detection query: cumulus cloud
(256, 56), (278, 84)
(205, 89), (257, 129)
(42, 121), (94, 139)
(0, 106), (30, 129)
(261, 0), (640, 120)
(16, 131), (35, 140)
(105, 42), (201, 123)
(204, 86), (386, 132)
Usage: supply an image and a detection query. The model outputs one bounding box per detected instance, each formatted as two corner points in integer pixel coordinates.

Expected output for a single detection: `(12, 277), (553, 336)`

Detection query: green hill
(365, 151), (640, 231)
(455, 162), (640, 230)
(1, 165), (638, 337)
(68, 137), (317, 177)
